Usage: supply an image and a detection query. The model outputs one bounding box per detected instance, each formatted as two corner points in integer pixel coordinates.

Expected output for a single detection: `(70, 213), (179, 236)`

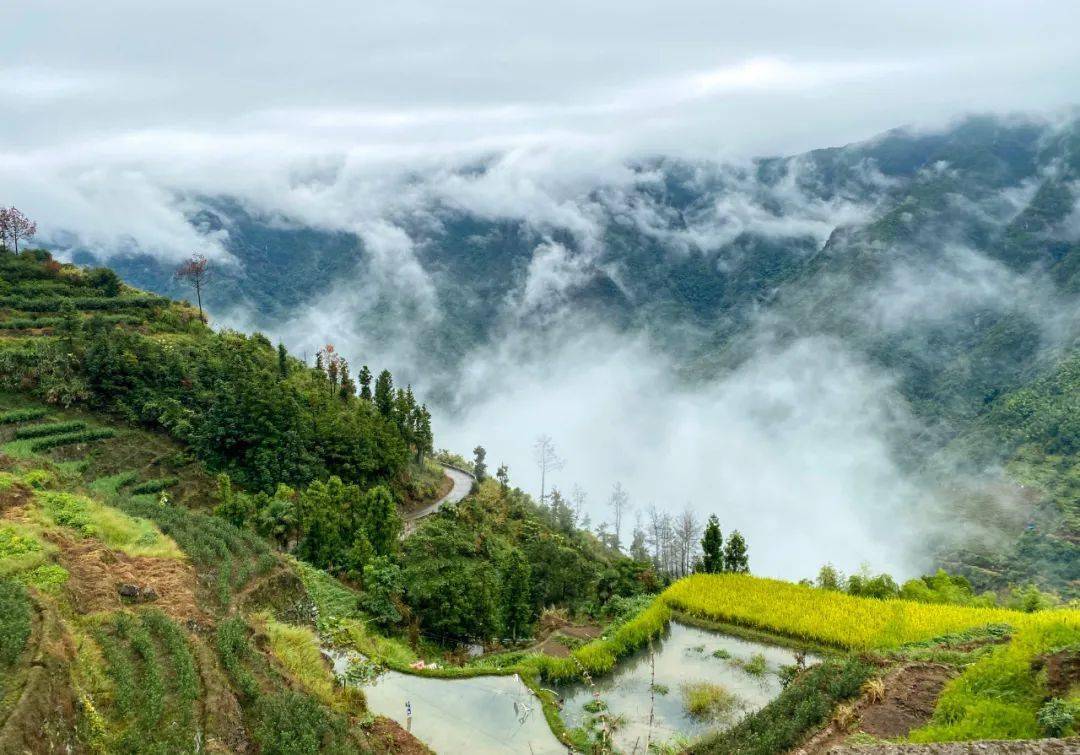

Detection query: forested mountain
(61, 114), (1080, 596)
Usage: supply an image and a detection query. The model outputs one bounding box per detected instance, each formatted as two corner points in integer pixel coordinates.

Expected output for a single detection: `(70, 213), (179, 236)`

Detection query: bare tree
(532, 434), (564, 506)
(1, 207), (36, 253)
(675, 505), (703, 577)
(570, 484), (588, 525)
(607, 481), (629, 552)
(175, 253), (210, 322)
(645, 503), (664, 568)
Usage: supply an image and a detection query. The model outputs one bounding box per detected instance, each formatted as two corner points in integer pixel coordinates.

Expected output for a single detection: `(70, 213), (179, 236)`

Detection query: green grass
(34, 490), (184, 559)
(531, 596), (672, 681)
(681, 682), (740, 720)
(910, 616), (1080, 742)
(264, 617), (360, 711)
(291, 556), (361, 624)
(88, 471), (139, 496)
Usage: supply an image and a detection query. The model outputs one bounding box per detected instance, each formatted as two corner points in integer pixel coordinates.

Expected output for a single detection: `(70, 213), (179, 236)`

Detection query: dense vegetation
(0, 248), (429, 494)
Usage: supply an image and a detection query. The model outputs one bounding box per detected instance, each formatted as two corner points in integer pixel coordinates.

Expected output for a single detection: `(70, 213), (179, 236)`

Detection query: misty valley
(2, 5), (1080, 750)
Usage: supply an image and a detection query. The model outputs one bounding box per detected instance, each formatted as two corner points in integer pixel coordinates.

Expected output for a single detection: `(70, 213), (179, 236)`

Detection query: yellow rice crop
(662, 573), (1079, 650)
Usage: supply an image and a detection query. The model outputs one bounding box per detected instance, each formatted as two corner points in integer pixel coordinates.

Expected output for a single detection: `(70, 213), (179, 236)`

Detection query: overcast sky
(3, 1), (1079, 160)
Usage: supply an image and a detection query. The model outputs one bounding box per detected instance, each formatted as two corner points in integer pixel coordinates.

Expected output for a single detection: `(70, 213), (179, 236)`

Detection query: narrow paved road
(403, 464), (474, 533)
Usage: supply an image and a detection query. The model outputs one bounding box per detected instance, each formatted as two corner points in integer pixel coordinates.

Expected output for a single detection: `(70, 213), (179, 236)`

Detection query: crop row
(0, 313), (143, 330)
(93, 609), (200, 751)
(14, 420), (87, 439)
(0, 408), (48, 425)
(129, 477), (179, 495)
(30, 428), (116, 452)
(0, 294), (167, 312)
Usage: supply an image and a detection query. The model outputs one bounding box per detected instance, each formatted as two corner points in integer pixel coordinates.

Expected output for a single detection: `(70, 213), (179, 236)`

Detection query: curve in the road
(403, 464), (474, 530)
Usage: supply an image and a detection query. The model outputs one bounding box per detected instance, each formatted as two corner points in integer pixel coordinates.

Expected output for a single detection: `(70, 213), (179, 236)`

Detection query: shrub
(14, 420), (87, 439)
(1037, 698), (1079, 737)
(688, 657), (874, 754)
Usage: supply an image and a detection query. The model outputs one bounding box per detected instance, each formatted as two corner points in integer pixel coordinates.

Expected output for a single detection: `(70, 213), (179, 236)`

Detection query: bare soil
(51, 532), (205, 623)
(527, 622), (602, 658)
(365, 715), (434, 754)
(795, 663), (958, 754)
(1033, 649), (1080, 698)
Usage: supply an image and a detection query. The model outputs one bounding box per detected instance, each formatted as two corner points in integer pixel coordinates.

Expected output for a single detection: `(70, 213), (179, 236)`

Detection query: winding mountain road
(403, 464), (474, 533)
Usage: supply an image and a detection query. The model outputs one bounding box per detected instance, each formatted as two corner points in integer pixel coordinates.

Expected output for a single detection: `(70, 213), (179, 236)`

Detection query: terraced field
(0, 393), (424, 753)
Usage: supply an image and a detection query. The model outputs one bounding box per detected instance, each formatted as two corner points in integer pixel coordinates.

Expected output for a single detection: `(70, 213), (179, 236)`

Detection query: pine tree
(701, 515), (723, 573)
(723, 530), (749, 573)
(374, 370), (394, 418)
(496, 463), (509, 492)
(338, 362), (355, 400)
(277, 343), (289, 379)
(358, 365), (372, 401)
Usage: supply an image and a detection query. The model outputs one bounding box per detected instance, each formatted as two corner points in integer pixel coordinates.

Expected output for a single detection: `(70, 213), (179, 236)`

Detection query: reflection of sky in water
(328, 649), (566, 754)
(555, 623), (816, 753)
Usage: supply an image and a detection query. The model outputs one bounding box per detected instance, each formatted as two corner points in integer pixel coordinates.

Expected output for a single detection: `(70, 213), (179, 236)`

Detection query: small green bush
(1037, 698), (1079, 737)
